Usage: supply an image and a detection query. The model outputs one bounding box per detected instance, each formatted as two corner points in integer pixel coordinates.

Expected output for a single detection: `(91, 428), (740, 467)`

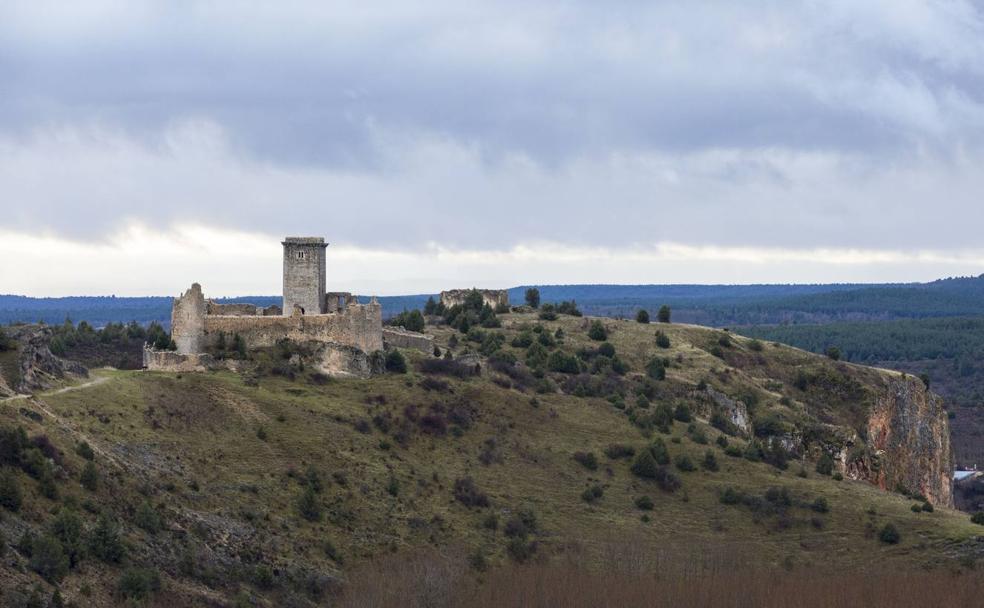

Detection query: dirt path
(0, 374), (110, 403)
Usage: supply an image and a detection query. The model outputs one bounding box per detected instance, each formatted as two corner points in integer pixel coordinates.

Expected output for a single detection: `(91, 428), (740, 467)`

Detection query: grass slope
(0, 313), (978, 606)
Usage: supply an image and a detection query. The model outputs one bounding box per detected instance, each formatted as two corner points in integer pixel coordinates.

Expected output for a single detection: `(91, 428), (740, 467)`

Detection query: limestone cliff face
(863, 376), (953, 508)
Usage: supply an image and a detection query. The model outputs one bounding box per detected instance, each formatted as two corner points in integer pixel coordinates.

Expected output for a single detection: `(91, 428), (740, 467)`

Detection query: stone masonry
(440, 289), (510, 311)
(145, 236), (431, 376)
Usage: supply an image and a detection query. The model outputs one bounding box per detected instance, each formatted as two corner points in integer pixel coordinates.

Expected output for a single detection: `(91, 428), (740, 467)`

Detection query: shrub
(506, 538), (537, 563)
(29, 535), (69, 583)
(650, 439), (671, 465)
(911, 503), (923, 513)
(710, 412), (738, 436)
(134, 501), (163, 534)
(675, 455), (696, 472)
(971, 511), (984, 525)
(825, 346), (842, 361)
(752, 412), (784, 437)
(634, 495), (654, 510)
(453, 477), (490, 508)
(673, 404), (692, 423)
(719, 486), (743, 505)
(504, 507), (538, 538)
(630, 449), (659, 479)
(654, 467), (682, 492)
(0, 469), (22, 511)
(587, 321), (608, 341)
(525, 288), (540, 309)
(75, 442), (95, 461)
(118, 567), (161, 602)
(388, 309), (425, 333)
(88, 514), (125, 563)
(748, 339), (764, 352)
(702, 450), (719, 472)
(655, 331), (671, 349)
(657, 305), (671, 323)
(832, 472), (844, 481)
(573, 451), (598, 471)
(604, 444), (635, 460)
(921, 501), (934, 513)
(878, 523), (900, 544)
(811, 497), (830, 513)
(581, 485), (604, 503)
(297, 486), (322, 522)
(815, 453), (834, 476)
(646, 358), (666, 381)
(385, 350), (407, 373)
(49, 509), (84, 567)
(547, 351), (580, 374)
(80, 461), (99, 491)
(636, 309), (650, 324)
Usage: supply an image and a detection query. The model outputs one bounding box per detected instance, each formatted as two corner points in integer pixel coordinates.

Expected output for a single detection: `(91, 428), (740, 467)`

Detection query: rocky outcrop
(863, 375), (953, 507)
(6, 325), (88, 393)
(703, 387), (751, 434)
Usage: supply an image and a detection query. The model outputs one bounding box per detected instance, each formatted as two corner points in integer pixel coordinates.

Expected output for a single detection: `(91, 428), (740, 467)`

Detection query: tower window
(297, 252), (306, 259)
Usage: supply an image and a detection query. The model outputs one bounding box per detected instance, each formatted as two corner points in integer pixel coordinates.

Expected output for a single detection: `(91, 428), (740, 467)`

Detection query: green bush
(0, 468), (23, 511)
(630, 449), (659, 479)
(636, 309), (650, 324)
(825, 346), (841, 361)
(634, 495), (654, 510)
(604, 444), (635, 460)
(88, 514), (125, 563)
(646, 357), (666, 381)
(674, 455), (696, 472)
(547, 351), (580, 374)
(702, 450), (719, 472)
(525, 288), (540, 309)
(811, 497), (830, 513)
(832, 472), (844, 481)
(657, 305), (671, 323)
(580, 485), (604, 503)
(49, 508), (84, 567)
(573, 451), (598, 471)
(878, 523), (900, 544)
(971, 511), (984, 525)
(587, 321), (608, 341)
(297, 486), (322, 521)
(748, 339), (764, 352)
(389, 309), (425, 333)
(921, 501), (934, 513)
(719, 486), (743, 505)
(80, 461), (99, 491)
(815, 453), (834, 476)
(655, 331), (671, 349)
(673, 404), (692, 423)
(134, 501), (163, 534)
(75, 442), (95, 461)
(117, 567), (161, 602)
(29, 535), (69, 583)
(385, 350), (407, 374)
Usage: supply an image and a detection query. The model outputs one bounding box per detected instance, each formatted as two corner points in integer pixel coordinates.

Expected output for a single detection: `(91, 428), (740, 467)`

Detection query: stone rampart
(206, 302), (260, 316)
(143, 347), (213, 372)
(382, 327), (435, 352)
(202, 301), (383, 354)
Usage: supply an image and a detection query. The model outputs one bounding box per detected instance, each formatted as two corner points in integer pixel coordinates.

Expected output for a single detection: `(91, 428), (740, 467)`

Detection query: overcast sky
(3, 0), (984, 296)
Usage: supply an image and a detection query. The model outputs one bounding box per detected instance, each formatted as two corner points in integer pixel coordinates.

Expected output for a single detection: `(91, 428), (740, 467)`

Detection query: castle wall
(206, 302), (260, 316)
(382, 327), (435, 352)
(440, 289), (510, 311)
(202, 302), (383, 354)
(143, 347), (212, 372)
(283, 237), (328, 315)
(172, 284), (207, 355)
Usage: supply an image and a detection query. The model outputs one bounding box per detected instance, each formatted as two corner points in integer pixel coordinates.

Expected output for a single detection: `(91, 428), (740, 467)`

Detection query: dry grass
(340, 544), (984, 608)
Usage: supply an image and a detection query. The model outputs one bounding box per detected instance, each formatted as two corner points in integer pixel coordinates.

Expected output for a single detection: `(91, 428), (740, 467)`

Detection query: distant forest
(4, 274), (984, 328)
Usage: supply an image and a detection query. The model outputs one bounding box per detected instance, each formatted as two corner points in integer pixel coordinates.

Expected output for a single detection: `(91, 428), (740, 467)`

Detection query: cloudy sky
(3, 1), (984, 296)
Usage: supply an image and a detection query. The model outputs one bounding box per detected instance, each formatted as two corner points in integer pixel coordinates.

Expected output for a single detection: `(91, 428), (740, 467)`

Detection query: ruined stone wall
(325, 292), (355, 313)
(206, 302), (260, 316)
(172, 284), (206, 355)
(440, 289), (510, 311)
(382, 327), (434, 352)
(283, 237), (328, 315)
(143, 347), (213, 372)
(202, 301), (383, 354)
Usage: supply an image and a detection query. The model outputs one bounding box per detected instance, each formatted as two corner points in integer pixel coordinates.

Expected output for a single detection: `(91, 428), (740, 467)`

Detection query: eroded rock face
(704, 387), (751, 434)
(7, 325), (88, 393)
(865, 376), (953, 507)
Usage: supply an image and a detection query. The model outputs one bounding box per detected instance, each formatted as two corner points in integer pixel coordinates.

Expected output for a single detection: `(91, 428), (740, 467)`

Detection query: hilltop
(0, 309), (981, 606)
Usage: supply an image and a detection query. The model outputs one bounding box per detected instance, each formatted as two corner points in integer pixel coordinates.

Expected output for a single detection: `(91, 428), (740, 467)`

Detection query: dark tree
(525, 288), (541, 309)
(636, 309), (650, 324)
(657, 305), (672, 323)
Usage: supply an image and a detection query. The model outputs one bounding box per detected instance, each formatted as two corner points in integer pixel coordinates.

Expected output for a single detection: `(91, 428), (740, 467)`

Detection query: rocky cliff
(0, 325), (88, 394)
(864, 376), (953, 507)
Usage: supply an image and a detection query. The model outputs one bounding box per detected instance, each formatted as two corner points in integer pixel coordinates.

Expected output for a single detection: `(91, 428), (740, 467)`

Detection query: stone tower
(282, 237), (328, 315)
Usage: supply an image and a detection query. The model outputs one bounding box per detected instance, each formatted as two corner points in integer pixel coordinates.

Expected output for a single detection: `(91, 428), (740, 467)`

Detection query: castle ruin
(440, 289), (509, 311)
(145, 237), (432, 376)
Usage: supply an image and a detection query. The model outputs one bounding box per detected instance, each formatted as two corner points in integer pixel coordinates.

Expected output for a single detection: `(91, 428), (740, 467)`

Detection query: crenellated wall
(382, 327), (435, 352)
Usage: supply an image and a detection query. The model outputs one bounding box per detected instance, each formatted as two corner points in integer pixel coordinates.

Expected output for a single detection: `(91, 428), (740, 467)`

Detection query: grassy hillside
(0, 313), (980, 606)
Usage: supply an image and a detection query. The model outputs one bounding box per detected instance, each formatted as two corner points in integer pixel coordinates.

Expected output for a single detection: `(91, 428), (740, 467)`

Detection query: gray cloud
(2, 0), (984, 255)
